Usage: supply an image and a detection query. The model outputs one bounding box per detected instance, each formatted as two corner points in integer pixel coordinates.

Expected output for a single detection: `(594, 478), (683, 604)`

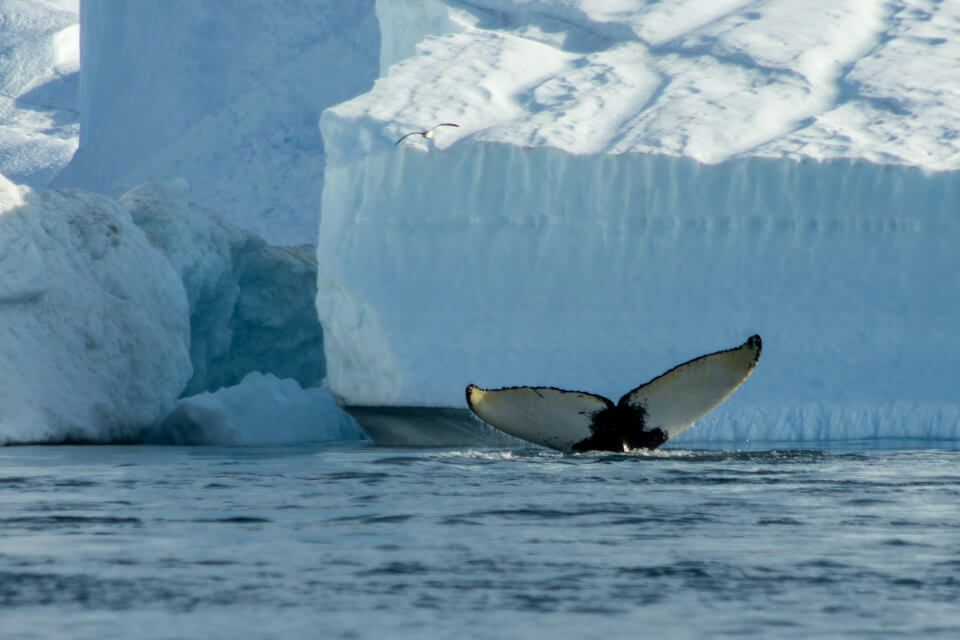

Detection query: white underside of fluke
(466, 335), (762, 452)
(466, 386), (613, 452)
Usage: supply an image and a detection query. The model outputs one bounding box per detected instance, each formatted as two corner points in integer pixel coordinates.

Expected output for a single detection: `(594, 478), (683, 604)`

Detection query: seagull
(394, 123), (460, 145)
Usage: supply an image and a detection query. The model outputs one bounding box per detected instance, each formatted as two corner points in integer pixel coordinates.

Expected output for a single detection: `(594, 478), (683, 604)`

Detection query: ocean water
(2, 442), (960, 639)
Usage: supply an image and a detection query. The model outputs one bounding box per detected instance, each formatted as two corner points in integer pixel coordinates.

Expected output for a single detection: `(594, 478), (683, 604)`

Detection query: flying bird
(394, 123), (460, 145)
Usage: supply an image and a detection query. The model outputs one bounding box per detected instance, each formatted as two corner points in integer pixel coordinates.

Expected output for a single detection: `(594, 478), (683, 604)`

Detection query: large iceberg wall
(318, 141), (960, 440)
(317, 0), (960, 442)
(52, 0), (379, 244)
(0, 174), (191, 444)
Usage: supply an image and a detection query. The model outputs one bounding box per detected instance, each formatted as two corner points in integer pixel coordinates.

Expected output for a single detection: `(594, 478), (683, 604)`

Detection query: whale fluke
(466, 335), (762, 453)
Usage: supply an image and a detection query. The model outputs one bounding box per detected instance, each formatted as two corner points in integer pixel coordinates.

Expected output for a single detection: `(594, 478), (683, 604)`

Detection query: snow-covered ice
(0, 0), (79, 187)
(318, 0), (960, 442)
(326, 0), (960, 167)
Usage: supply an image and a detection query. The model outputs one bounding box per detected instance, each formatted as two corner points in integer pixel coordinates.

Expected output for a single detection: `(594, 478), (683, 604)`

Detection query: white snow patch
(0, 0), (79, 187)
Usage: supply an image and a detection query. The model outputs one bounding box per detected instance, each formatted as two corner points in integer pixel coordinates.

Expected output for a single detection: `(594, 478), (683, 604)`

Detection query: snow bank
(0, 174), (190, 444)
(120, 182), (326, 396)
(146, 373), (365, 446)
(316, 0), (960, 442)
(52, 0), (379, 244)
(0, 0), (79, 187)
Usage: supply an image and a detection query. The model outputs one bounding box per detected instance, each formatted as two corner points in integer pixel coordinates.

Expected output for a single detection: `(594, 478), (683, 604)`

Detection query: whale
(466, 335), (762, 452)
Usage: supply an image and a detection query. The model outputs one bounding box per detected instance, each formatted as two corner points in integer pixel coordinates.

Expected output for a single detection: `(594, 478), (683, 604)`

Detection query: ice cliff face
(318, 1), (960, 441)
(52, 0), (379, 244)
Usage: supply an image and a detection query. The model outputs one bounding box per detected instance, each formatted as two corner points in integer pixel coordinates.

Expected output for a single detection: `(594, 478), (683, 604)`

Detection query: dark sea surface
(2, 442), (960, 639)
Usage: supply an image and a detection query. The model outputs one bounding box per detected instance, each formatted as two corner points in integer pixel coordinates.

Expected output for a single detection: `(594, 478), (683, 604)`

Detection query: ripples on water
(2, 443), (960, 639)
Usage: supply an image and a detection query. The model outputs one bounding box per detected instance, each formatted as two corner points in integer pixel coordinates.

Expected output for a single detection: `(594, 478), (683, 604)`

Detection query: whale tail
(466, 335), (761, 452)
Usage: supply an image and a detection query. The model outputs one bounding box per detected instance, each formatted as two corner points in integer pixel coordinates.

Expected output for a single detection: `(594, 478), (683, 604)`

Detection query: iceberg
(0, 174), (333, 445)
(317, 0), (960, 443)
(0, 173), (191, 444)
(3, 0), (957, 446)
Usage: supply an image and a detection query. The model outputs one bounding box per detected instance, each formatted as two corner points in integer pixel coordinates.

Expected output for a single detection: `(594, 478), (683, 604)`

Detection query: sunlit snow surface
(318, 0), (960, 443)
(334, 0), (960, 168)
(0, 0), (79, 187)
